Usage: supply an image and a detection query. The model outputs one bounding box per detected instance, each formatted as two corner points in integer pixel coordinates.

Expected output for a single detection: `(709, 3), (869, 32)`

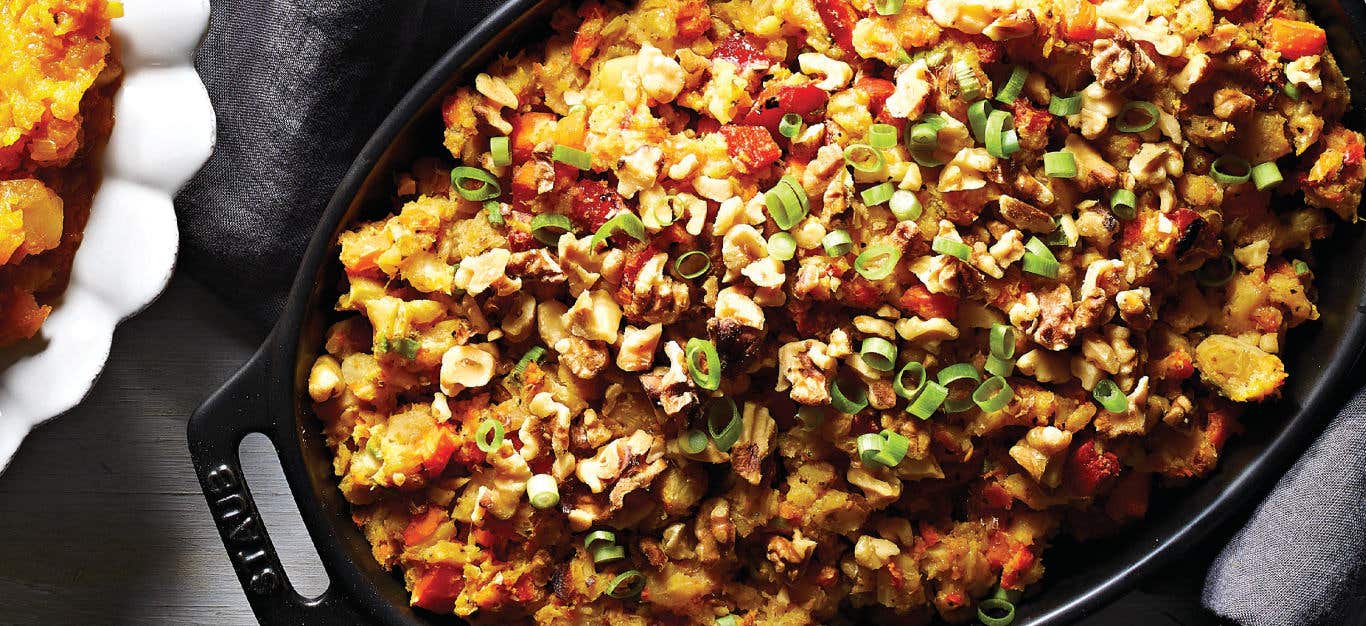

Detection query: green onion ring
(908, 381), (948, 419)
(973, 375), (1015, 412)
(861, 181), (896, 206)
(584, 530), (617, 551)
(977, 598), (1016, 626)
(778, 113), (803, 139)
(995, 66), (1027, 104)
(1110, 189), (1137, 220)
(686, 338), (722, 390)
(1115, 101), (1160, 133)
(527, 473), (560, 509)
(894, 361), (927, 400)
(591, 212), (647, 249)
(768, 232), (797, 261)
(873, 429), (910, 466)
(823, 229), (854, 256)
(490, 136), (511, 167)
(530, 213), (574, 246)
(859, 337), (899, 372)
(854, 244), (901, 280)
(766, 178), (809, 229)
(1022, 251), (1060, 278)
(551, 144), (592, 170)
(989, 324), (1016, 360)
(1294, 259), (1310, 276)
(511, 346), (546, 379)
(1211, 156), (1251, 185)
(1252, 161), (1283, 191)
(1196, 253), (1238, 287)
(857, 432), (886, 466)
(1284, 82), (1302, 101)
(593, 544), (626, 564)
(932, 236), (972, 261)
(1001, 129), (1020, 156)
(450, 166), (502, 201)
(869, 123), (899, 149)
(844, 143), (886, 174)
(484, 200), (505, 225)
(829, 375), (869, 414)
(875, 0), (905, 15)
(968, 100), (993, 143)
(985, 109), (1014, 158)
(679, 429), (709, 454)
(1093, 379), (1129, 413)
(984, 354), (1014, 377)
(706, 397), (742, 452)
(606, 570), (646, 598)
(909, 122), (940, 149)
(955, 60), (982, 101)
(1049, 93), (1081, 116)
(1043, 151), (1077, 178)
(674, 251), (712, 279)
(889, 190), (923, 221)
(475, 418), (504, 453)
(938, 362), (981, 413)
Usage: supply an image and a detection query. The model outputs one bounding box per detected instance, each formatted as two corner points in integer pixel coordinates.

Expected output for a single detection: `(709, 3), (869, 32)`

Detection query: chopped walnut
(617, 323), (662, 372)
(1091, 37), (1154, 92)
(1033, 284), (1077, 350)
(777, 339), (836, 405)
(626, 252), (692, 325)
(640, 340), (699, 416)
(1212, 88), (1255, 120)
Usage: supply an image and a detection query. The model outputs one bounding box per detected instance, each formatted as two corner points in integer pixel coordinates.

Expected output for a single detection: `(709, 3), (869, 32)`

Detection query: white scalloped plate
(0, 0), (215, 474)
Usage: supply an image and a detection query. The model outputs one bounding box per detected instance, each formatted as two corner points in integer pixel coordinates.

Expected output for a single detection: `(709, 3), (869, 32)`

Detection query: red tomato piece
(720, 125), (782, 172)
(813, 0), (858, 50)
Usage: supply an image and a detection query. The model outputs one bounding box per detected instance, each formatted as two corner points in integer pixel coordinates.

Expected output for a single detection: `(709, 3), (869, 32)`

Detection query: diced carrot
(1058, 0), (1097, 42)
(402, 508), (445, 546)
(898, 284), (960, 320)
(411, 566), (463, 613)
(510, 112), (558, 161)
(421, 427), (458, 475)
(1264, 18), (1326, 59)
(1063, 437), (1121, 497)
(570, 1), (607, 66)
(674, 0), (711, 42)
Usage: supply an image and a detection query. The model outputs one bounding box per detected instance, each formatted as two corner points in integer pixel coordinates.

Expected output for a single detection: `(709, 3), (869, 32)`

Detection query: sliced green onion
(527, 473), (560, 509)
(1284, 83), (1302, 100)
(490, 136), (511, 167)
(1023, 252), (1060, 278)
(932, 236), (972, 261)
(1110, 189), (1137, 220)
(511, 346), (546, 378)
(1252, 161), (1283, 190)
(591, 212), (647, 249)
(679, 429), (709, 454)
(606, 570), (646, 598)
(584, 530), (616, 550)
(985, 109), (1014, 158)
(1211, 155), (1251, 185)
(909, 122), (940, 149)
(1115, 101), (1159, 133)
(1294, 259), (1310, 276)
(781, 175), (810, 212)
(873, 429), (910, 466)
(910, 146), (945, 167)
(451, 166), (502, 201)
(686, 338), (721, 390)
(894, 362), (927, 400)
(1040, 217), (1070, 247)
(593, 544), (626, 564)
(908, 381), (947, 419)
(854, 244), (901, 280)
(779, 113), (803, 139)
(856, 432), (886, 466)
(551, 144), (592, 170)
(859, 337), (898, 372)
(390, 337), (420, 359)
(530, 213), (574, 246)
(768, 232), (797, 261)
(675, 251), (711, 279)
(830, 376), (869, 414)
(484, 200), (505, 225)
(798, 406), (825, 430)
(475, 418), (505, 453)
(968, 100), (993, 143)
(978, 598), (1016, 626)
(938, 362), (981, 413)
(989, 324), (1015, 359)
(984, 354), (1014, 377)
(869, 123), (899, 149)
(707, 397), (742, 452)
(1043, 151), (1076, 178)
(1001, 129), (1020, 156)
(973, 376), (1014, 412)
(955, 59), (982, 101)
(823, 229), (854, 256)
(890, 190), (923, 221)
(1196, 253), (1237, 287)
(862, 182), (896, 206)
(844, 143), (886, 174)
(875, 0), (905, 15)
(1093, 379), (1129, 413)
(1049, 93), (1081, 116)
(995, 66), (1027, 104)
(766, 177), (809, 230)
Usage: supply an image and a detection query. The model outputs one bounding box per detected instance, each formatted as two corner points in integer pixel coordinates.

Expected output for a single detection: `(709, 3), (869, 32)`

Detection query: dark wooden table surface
(0, 274), (1234, 625)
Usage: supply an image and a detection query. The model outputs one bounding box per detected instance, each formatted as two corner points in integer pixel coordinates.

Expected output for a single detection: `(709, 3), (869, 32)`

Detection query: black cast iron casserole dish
(188, 1), (1366, 623)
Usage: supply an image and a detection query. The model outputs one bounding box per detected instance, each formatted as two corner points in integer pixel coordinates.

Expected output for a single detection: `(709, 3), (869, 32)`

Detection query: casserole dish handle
(188, 344), (371, 625)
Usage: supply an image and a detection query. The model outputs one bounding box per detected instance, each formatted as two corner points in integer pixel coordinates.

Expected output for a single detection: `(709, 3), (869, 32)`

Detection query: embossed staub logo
(205, 464), (282, 596)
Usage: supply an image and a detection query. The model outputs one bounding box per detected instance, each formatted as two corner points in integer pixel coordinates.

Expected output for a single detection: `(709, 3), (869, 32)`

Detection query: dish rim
(188, 1), (1366, 623)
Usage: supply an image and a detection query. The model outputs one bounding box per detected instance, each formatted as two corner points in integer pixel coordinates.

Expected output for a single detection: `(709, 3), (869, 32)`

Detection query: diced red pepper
(674, 0), (713, 42)
(711, 32), (775, 71)
(568, 178), (625, 231)
(856, 76), (896, 114)
(1264, 18), (1326, 60)
(720, 125), (783, 172)
(1064, 437), (1122, 497)
(898, 284), (960, 320)
(814, 0), (858, 50)
(838, 275), (884, 309)
(739, 84), (830, 132)
(1344, 134), (1365, 167)
(1011, 100), (1053, 152)
(411, 566), (463, 613)
(999, 544), (1036, 589)
(1152, 349), (1195, 381)
(1104, 471), (1151, 522)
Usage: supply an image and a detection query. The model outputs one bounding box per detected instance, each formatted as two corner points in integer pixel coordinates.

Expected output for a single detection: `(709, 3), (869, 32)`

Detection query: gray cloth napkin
(1203, 383), (1366, 626)
(175, 0), (499, 328)
(174, 1), (1364, 624)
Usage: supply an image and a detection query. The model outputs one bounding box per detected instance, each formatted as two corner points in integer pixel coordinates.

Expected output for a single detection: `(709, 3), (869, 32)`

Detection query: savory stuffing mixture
(0, 0), (121, 346)
(309, 0), (1364, 623)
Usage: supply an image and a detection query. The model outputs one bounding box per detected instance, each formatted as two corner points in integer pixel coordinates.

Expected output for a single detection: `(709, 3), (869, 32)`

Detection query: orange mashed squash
(0, 0), (121, 346)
